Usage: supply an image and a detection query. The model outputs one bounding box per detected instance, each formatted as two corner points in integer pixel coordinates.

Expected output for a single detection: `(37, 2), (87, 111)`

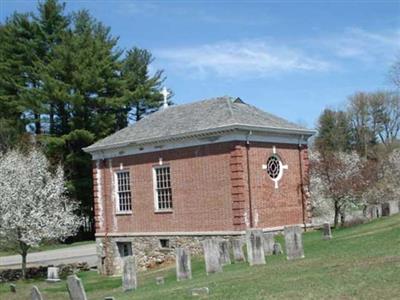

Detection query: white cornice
(88, 129), (312, 160)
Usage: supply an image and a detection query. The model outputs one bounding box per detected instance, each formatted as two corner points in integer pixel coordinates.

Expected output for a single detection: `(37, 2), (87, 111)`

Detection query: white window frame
(115, 170), (132, 214)
(153, 165), (173, 212)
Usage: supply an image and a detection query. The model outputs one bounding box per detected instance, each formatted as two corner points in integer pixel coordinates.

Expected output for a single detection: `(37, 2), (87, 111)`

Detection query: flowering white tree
(309, 151), (368, 227)
(363, 148), (400, 205)
(0, 149), (82, 278)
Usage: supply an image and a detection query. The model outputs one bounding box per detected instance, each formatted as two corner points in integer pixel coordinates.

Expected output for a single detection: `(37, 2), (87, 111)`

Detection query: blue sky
(1, 1), (399, 128)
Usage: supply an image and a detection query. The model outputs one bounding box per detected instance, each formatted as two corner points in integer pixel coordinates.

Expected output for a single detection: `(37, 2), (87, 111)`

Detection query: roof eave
(83, 124), (315, 154)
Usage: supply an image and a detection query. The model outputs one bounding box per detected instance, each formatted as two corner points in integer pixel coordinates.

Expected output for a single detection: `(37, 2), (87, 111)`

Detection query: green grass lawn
(1, 215), (399, 299)
(0, 241), (95, 257)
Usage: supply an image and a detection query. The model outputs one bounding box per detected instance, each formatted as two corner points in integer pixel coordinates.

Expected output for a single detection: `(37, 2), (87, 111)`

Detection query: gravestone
(263, 233), (275, 255)
(218, 240), (231, 265)
(176, 247), (192, 281)
(245, 229), (266, 266)
(232, 239), (246, 262)
(155, 276), (165, 285)
(10, 283), (16, 293)
(122, 256), (137, 291)
(66, 275), (87, 300)
(104, 297), (115, 300)
(31, 286), (43, 300)
(202, 239), (222, 274)
(273, 242), (283, 255)
(190, 287), (209, 297)
(284, 226), (304, 260)
(47, 267), (61, 282)
(322, 223), (332, 240)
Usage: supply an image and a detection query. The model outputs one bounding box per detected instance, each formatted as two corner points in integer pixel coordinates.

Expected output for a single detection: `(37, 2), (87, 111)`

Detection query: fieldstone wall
(97, 235), (244, 275)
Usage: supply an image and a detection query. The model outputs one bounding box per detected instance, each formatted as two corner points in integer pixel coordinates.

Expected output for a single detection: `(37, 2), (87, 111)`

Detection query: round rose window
(266, 155), (281, 179)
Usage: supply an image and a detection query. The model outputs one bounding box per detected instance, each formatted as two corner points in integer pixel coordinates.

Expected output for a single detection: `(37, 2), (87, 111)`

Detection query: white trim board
(90, 129), (310, 160)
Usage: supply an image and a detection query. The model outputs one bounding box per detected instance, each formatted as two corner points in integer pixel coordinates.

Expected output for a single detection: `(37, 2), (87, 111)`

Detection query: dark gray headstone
(10, 283), (16, 293)
(218, 240), (231, 265)
(323, 223), (332, 240)
(273, 242), (283, 255)
(31, 286), (43, 300)
(47, 267), (61, 282)
(67, 275), (87, 300)
(232, 239), (246, 262)
(176, 247), (192, 281)
(155, 276), (165, 285)
(190, 287), (209, 297)
(246, 229), (266, 265)
(263, 233), (275, 255)
(122, 256), (137, 291)
(284, 226), (305, 260)
(202, 239), (222, 274)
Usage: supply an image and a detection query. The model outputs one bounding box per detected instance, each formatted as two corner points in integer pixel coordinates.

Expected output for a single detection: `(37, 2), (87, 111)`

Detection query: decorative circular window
(266, 155), (281, 179)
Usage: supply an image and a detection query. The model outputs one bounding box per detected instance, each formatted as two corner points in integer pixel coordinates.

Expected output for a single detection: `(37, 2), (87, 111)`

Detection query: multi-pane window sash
(116, 171), (132, 212)
(154, 166), (173, 210)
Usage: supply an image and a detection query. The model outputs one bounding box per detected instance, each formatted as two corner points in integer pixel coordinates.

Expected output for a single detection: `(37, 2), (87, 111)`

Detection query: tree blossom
(0, 149), (82, 278)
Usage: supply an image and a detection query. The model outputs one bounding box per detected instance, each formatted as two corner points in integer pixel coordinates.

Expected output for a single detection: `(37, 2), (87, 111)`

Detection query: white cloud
(156, 40), (332, 78)
(321, 28), (400, 62)
(155, 28), (400, 78)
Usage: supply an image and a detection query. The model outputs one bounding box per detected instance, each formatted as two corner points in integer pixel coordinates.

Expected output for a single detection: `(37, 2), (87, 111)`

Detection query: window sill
(116, 211), (132, 216)
(154, 210), (173, 214)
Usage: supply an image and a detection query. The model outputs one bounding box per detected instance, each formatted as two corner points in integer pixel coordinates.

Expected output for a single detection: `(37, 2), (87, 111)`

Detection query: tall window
(153, 166), (173, 210)
(116, 171), (132, 212)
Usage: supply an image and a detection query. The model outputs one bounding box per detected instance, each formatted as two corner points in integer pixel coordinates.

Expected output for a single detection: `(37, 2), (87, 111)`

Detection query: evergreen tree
(315, 109), (353, 154)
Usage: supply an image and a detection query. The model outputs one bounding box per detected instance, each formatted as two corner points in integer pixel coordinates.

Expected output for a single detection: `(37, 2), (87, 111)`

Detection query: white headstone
(232, 239), (246, 262)
(202, 239), (222, 274)
(47, 267), (61, 282)
(284, 226), (305, 260)
(246, 229), (266, 265)
(122, 256), (137, 292)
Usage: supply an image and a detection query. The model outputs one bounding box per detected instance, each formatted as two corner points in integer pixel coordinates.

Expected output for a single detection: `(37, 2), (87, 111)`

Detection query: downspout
(298, 136), (307, 231)
(245, 131), (254, 228)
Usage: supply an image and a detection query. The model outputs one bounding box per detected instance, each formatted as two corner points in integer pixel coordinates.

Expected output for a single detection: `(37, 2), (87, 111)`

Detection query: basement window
(117, 242), (132, 257)
(159, 239), (170, 249)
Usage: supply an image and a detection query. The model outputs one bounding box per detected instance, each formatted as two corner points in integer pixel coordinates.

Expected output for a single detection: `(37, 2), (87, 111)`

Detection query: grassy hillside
(1, 214), (399, 299)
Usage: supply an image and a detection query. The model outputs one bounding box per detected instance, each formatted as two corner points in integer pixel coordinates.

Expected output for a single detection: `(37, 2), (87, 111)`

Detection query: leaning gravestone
(263, 233), (275, 255)
(176, 247), (192, 281)
(122, 256), (137, 291)
(322, 223), (332, 240)
(232, 239), (246, 262)
(10, 283), (16, 293)
(246, 229), (266, 265)
(67, 275), (87, 300)
(202, 239), (223, 274)
(218, 240), (231, 265)
(31, 286), (43, 300)
(284, 226), (304, 260)
(47, 267), (61, 282)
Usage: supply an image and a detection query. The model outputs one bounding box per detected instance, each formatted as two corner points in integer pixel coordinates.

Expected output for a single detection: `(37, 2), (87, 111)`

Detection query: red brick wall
(93, 141), (310, 235)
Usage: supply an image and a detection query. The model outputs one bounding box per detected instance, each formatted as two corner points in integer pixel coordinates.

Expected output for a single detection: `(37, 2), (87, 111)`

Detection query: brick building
(84, 96), (314, 274)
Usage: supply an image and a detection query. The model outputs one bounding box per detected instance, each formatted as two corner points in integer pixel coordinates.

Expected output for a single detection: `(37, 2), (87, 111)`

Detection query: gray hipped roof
(84, 96), (314, 152)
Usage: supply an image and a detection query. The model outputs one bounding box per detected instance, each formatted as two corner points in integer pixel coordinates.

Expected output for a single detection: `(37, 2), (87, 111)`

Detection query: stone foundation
(96, 234), (243, 275)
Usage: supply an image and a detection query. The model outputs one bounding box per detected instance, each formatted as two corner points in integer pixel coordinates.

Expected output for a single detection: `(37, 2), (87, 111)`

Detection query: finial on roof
(161, 86), (170, 109)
